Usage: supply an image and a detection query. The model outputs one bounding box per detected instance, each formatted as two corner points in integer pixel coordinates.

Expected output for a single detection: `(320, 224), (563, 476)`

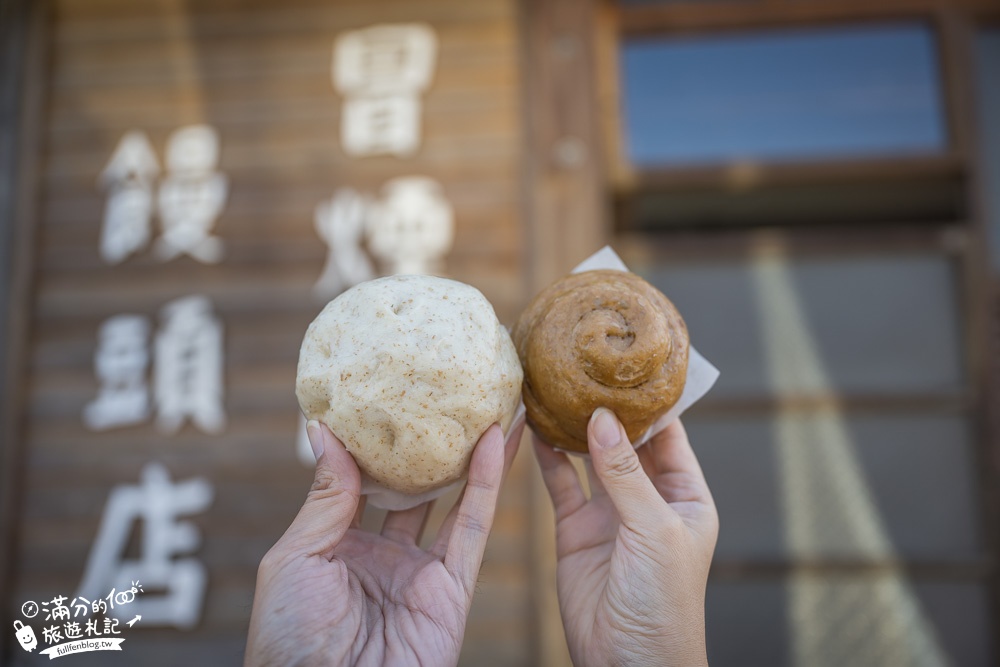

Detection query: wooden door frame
(518, 0), (609, 664)
(0, 0), (48, 661)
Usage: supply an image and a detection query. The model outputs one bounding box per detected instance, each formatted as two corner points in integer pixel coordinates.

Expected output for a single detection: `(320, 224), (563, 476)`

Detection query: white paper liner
(353, 245), (719, 508)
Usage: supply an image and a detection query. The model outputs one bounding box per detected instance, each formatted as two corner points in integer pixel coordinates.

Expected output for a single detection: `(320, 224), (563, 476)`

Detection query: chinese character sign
(313, 187), (375, 299)
(156, 125), (227, 263)
(367, 177), (454, 276)
(98, 125), (227, 265)
(76, 463), (213, 629)
(99, 131), (160, 264)
(83, 296), (226, 434)
(309, 177), (454, 304)
(83, 315), (152, 430)
(333, 23), (438, 157)
(155, 295), (226, 434)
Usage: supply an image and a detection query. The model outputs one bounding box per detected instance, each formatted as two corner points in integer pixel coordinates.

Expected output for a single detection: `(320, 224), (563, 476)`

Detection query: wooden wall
(5, 0), (536, 664)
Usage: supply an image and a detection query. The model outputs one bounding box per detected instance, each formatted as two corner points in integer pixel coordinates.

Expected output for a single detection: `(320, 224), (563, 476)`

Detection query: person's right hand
(532, 408), (719, 667)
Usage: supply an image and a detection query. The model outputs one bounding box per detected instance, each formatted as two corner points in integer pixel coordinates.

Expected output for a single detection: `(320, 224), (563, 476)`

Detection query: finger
(442, 424), (505, 600)
(501, 415), (527, 484)
(650, 419), (704, 477)
(584, 459), (606, 499)
(431, 423), (505, 559)
(431, 418), (523, 557)
(587, 408), (666, 532)
(381, 501), (434, 545)
(279, 421), (361, 559)
(430, 485), (465, 559)
(592, 441), (658, 496)
(637, 442), (658, 479)
(648, 419), (715, 506)
(533, 434), (586, 521)
(351, 495), (367, 529)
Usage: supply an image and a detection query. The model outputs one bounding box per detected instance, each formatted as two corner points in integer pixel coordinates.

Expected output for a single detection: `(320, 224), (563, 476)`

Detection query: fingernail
(591, 408), (621, 449)
(306, 420), (326, 462)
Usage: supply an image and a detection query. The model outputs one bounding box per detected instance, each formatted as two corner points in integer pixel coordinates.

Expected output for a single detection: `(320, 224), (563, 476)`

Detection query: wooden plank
(626, 154), (965, 194)
(36, 202), (522, 256)
(595, 1), (630, 190)
(943, 6), (1000, 651)
(519, 0), (608, 663)
(687, 393), (975, 416)
(0, 0), (49, 662)
(615, 223), (968, 261)
(45, 104), (519, 153)
(709, 559), (995, 580)
(41, 166), (520, 197)
(53, 0), (515, 43)
(43, 133), (521, 187)
(48, 20), (515, 76)
(620, 0), (1000, 37)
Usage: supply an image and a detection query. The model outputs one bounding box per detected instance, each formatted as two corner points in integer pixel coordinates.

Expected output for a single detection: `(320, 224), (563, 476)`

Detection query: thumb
(588, 408), (665, 532)
(279, 420), (361, 558)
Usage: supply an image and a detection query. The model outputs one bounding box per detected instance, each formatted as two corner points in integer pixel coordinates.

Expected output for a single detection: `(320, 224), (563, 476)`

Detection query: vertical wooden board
(1, 0), (50, 661)
(519, 0), (608, 665)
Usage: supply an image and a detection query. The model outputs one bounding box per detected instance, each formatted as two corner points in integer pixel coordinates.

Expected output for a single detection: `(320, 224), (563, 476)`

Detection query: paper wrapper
(354, 245), (719, 509)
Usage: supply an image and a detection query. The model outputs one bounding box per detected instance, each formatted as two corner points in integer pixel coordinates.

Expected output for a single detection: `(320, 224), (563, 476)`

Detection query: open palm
(246, 420), (523, 667)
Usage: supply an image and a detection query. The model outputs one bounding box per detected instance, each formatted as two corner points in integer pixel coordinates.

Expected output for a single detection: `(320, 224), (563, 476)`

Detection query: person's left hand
(245, 418), (524, 667)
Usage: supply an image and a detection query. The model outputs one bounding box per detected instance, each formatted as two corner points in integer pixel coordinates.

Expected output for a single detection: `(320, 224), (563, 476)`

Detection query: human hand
(533, 409), (718, 667)
(245, 418), (525, 667)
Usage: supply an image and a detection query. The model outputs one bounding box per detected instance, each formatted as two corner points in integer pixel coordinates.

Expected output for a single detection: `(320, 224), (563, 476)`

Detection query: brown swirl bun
(513, 269), (689, 453)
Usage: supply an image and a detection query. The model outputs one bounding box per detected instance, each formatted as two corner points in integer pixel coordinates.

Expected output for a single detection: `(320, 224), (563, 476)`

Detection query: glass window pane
(637, 253), (965, 396)
(706, 579), (992, 667)
(685, 413), (982, 561)
(621, 23), (947, 165)
(976, 29), (1000, 269)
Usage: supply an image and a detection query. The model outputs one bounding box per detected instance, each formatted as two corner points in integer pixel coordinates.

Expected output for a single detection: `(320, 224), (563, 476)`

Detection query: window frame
(601, 0), (1000, 198)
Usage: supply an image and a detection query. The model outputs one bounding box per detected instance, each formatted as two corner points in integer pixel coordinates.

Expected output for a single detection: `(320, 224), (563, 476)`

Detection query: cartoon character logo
(14, 620), (37, 652)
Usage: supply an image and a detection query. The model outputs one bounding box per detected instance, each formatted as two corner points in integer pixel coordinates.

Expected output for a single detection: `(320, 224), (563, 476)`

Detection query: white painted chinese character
(99, 131), (159, 264)
(83, 315), (151, 431)
(75, 462), (213, 630)
(335, 24), (437, 96)
(154, 295), (225, 434)
(341, 95), (422, 158)
(155, 125), (227, 263)
(313, 188), (375, 299)
(333, 23), (437, 157)
(367, 177), (454, 275)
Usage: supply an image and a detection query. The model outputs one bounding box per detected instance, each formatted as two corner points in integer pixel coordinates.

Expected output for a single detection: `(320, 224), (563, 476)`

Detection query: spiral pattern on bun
(513, 269), (689, 452)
